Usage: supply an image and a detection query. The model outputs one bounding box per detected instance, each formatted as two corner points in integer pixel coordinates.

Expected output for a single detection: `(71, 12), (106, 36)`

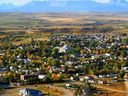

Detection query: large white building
(59, 45), (72, 53)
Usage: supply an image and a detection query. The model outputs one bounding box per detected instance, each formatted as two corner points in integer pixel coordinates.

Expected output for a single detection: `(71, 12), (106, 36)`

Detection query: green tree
(113, 63), (120, 73)
(118, 70), (125, 79)
(120, 50), (127, 57)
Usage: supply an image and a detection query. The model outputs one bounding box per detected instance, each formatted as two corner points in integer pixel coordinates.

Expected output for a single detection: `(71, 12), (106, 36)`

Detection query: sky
(0, 0), (112, 6)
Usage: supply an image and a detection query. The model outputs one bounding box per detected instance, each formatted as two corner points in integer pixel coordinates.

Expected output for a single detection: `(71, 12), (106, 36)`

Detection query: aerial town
(0, 0), (128, 95)
(0, 33), (128, 96)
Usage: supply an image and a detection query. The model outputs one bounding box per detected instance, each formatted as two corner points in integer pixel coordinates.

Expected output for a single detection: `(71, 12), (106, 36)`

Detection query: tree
(27, 77), (39, 84)
(64, 54), (68, 61)
(89, 69), (94, 75)
(51, 73), (62, 81)
(104, 64), (111, 74)
(47, 58), (52, 65)
(113, 63), (120, 73)
(118, 70), (125, 79)
(52, 48), (59, 57)
(52, 59), (60, 66)
(120, 50), (127, 57)
(3, 71), (17, 82)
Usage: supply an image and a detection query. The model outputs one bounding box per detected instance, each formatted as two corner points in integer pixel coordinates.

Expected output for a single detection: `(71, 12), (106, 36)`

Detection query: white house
(19, 88), (42, 96)
(59, 45), (73, 53)
(38, 75), (46, 80)
(122, 67), (128, 72)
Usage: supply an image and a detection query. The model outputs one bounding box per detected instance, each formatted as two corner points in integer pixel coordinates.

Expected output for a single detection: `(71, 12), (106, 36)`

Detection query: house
(107, 73), (117, 77)
(88, 79), (98, 84)
(0, 68), (8, 73)
(98, 80), (107, 84)
(111, 78), (118, 83)
(38, 75), (46, 80)
(98, 73), (117, 78)
(24, 59), (31, 64)
(19, 88), (43, 96)
(79, 77), (84, 82)
(122, 67), (128, 72)
(59, 45), (73, 53)
(98, 75), (107, 78)
(70, 76), (79, 81)
(85, 76), (94, 80)
(65, 84), (77, 89)
(91, 55), (100, 59)
(66, 83), (71, 87)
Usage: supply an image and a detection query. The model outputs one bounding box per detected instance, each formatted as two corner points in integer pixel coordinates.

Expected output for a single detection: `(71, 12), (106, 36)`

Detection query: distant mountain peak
(0, 0), (128, 12)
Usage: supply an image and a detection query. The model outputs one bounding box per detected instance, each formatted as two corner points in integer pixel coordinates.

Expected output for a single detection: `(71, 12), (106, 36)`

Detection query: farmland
(0, 12), (128, 96)
(0, 12), (127, 45)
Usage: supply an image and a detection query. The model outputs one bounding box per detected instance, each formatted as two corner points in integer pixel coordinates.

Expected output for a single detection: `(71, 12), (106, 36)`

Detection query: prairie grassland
(0, 12), (127, 45)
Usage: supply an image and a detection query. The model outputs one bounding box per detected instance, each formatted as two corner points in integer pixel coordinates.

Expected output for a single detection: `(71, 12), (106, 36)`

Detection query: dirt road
(96, 85), (126, 93)
(124, 81), (128, 96)
(46, 84), (74, 96)
(95, 82), (128, 96)
(1, 84), (73, 96)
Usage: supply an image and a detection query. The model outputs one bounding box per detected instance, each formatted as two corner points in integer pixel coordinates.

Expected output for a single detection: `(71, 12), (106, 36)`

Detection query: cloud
(0, 0), (49, 6)
(0, 0), (32, 6)
(92, 0), (111, 3)
(0, 0), (127, 6)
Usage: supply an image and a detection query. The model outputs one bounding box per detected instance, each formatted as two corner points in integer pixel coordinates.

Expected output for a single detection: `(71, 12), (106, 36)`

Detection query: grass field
(2, 84), (64, 96)
(12, 34), (50, 45)
(0, 12), (127, 29)
(95, 82), (126, 91)
(0, 12), (127, 45)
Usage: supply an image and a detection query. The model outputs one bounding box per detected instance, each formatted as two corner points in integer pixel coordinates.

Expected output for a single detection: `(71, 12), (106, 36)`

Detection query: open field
(95, 82), (126, 92)
(0, 12), (127, 45)
(0, 12), (128, 30)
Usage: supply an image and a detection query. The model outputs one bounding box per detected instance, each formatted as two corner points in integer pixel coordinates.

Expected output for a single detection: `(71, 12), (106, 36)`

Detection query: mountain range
(0, 0), (128, 12)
